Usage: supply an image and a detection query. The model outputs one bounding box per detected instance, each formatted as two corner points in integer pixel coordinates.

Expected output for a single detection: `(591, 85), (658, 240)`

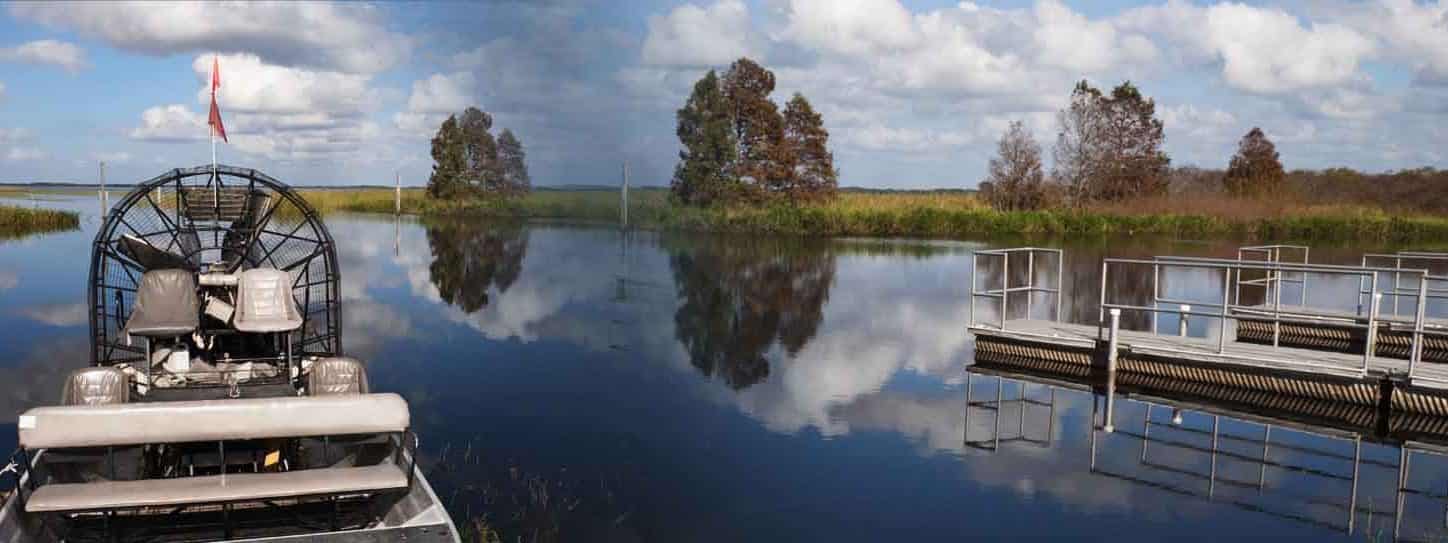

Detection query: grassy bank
(0, 204), (80, 241)
(297, 188), (1448, 243)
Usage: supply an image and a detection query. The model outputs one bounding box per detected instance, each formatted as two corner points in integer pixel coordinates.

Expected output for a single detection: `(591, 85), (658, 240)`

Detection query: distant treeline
(1168, 166), (1448, 214)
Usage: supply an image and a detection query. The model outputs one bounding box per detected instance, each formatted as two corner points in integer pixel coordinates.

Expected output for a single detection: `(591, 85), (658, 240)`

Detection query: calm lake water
(4, 193), (1448, 541)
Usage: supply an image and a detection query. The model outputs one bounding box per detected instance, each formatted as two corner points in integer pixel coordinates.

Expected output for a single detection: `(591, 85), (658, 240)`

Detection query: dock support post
(1001, 254), (1009, 330)
(1104, 308), (1120, 433)
(1179, 305), (1190, 337)
(1365, 292), (1381, 371)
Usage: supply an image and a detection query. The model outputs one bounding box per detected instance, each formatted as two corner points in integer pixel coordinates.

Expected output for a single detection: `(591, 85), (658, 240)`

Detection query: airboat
(0, 165), (459, 542)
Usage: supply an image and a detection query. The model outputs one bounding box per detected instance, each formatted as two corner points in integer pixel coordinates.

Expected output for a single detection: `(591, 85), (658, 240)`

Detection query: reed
(296, 188), (1448, 242)
(0, 204), (80, 241)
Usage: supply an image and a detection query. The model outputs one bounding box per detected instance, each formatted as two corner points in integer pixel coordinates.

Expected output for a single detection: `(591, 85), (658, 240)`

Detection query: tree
(672, 70), (740, 206)
(1223, 127), (1284, 197)
(781, 93), (837, 202)
(1053, 80), (1169, 202)
(427, 114), (467, 198)
(722, 58), (785, 199)
(458, 107), (500, 193)
(980, 121), (1047, 210)
(496, 128), (531, 194)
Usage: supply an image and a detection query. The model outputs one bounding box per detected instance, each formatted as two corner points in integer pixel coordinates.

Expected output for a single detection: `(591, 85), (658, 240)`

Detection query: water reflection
(664, 234), (835, 389)
(425, 219), (529, 313)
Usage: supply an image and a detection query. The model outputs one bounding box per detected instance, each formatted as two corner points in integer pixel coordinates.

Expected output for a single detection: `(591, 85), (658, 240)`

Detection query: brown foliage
(980, 121), (1050, 210)
(723, 58), (785, 200)
(781, 93), (838, 202)
(1053, 80), (1170, 203)
(1223, 127), (1284, 196)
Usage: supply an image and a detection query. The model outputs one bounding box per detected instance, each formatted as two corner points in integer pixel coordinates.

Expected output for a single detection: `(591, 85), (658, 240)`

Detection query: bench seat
(25, 464), (408, 513)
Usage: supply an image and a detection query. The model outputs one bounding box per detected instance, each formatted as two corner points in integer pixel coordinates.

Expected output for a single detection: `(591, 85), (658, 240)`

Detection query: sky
(0, 0), (1444, 188)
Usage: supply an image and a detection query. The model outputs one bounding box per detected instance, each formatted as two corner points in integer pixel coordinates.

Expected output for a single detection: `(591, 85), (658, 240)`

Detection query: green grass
(0, 204), (80, 241)
(295, 188), (1448, 243)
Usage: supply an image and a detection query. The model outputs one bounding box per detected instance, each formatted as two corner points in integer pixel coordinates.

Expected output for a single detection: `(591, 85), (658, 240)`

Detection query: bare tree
(981, 121), (1047, 210)
(1052, 80), (1169, 203)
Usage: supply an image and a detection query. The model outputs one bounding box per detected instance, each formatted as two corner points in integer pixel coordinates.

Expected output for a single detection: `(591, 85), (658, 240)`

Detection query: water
(4, 194), (1448, 541)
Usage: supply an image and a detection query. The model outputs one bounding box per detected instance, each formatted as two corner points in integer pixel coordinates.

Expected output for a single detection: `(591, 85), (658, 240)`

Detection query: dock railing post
(1001, 254), (1009, 330)
(1218, 267), (1231, 354)
(1179, 305), (1191, 337)
(1027, 250), (1035, 321)
(1152, 262), (1161, 335)
(1098, 260), (1109, 340)
(1055, 250), (1064, 323)
(969, 253), (978, 328)
(1410, 274), (1428, 378)
(1364, 290), (1381, 372)
(1104, 308), (1121, 433)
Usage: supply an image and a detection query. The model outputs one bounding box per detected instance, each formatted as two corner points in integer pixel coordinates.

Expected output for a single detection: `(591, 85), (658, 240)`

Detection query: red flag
(208, 57), (228, 143)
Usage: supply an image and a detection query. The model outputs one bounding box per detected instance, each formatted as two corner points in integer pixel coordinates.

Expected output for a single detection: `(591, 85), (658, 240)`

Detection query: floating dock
(969, 247), (1448, 416)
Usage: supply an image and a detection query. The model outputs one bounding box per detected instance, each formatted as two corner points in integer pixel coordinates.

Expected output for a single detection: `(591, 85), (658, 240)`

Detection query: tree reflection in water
(665, 234), (836, 390)
(424, 219), (529, 313)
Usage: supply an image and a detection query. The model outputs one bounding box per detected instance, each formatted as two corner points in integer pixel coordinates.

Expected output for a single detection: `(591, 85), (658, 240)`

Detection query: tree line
(672, 58), (838, 206)
(427, 106), (531, 199)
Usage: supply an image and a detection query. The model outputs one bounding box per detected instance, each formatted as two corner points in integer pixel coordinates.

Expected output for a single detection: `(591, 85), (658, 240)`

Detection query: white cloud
(92, 151), (132, 163)
(5, 146), (46, 161)
(8, 2), (407, 73)
(641, 0), (757, 67)
(20, 302), (87, 327)
(1324, 0), (1448, 84)
(132, 54), (385, 161)
(1121, 2), (1375, 94)
(393, 72), (475, 136)
(0, 39), (87, 72)
(0, 127), (25, 144)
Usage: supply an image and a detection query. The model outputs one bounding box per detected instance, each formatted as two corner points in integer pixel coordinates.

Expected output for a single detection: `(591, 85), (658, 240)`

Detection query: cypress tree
(672, 70), (739, 206)
(782, 93), (837, 202)
(1224, 127), (1284, 197)
(496, 128), (530, 194)
(427, 114), (467, 198)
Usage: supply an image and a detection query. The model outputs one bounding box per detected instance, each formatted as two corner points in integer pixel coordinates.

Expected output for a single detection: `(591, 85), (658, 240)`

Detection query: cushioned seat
(308, 357), (369, 395)
(125, 269), (199, 338)
(234, 268), (303, 333)
(61, 367), (129, 405)
(25, 464), (408, 513)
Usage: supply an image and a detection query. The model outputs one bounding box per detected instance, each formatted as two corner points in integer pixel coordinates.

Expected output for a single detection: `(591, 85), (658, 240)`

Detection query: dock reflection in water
(965, 366), (1448, 542)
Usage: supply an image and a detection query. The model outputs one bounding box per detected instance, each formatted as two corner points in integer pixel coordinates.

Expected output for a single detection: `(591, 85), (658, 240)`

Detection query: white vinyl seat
(234, 267), (303, 333)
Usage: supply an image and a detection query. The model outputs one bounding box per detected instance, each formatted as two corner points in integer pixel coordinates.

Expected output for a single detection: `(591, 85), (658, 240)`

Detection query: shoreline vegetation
(298, 188), (1448, 244)
(0, 203), (80, 241)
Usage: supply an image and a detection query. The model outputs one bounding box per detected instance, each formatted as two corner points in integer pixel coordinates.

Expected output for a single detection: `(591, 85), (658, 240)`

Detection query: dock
(969, 247), (1448, 416)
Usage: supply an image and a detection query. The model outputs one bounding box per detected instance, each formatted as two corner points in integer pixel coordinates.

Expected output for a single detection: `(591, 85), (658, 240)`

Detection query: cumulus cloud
(0, 127), (25, 145)
(0, 39), (87, 72)
(8, 2), (407, 73)
(393, 72), (475, 136)
(132, 53), (384, 161)
(1120, 2), (1375, 94)
(641, 0), (757, 67)
(92, 151), (132, 163)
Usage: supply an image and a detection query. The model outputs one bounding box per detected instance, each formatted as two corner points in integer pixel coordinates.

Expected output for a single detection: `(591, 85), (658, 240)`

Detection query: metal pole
(1001, 254), (1009, 330)
(969, 253), (978, 327)
(1027, 251), (1035, 321)
(1347, 437), (1361, 533)
(1219, 267), (1231, 354)
(1209, 415), (1220, 499)
(99, 161), (107, 219)
(1273, 263), (1283, 347)
(993, 377), (1002, 450)
(1410, 274), (1428, 378)
(1098, 260), (1109, 340)
(1395, 447), (1409, 541)
(1365, 291), (1381, 371)
(1056, 251), (1064, 323)
(395, 171), (401, 215)
(1179, 304), (1191, 337)
(1104, 308), (1121, 433)
(620, 161), (629, 230)
(1152, 262), (1160, 335)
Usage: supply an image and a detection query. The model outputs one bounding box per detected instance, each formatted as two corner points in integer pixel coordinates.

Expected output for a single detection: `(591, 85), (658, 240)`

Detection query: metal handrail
(1103, 256), (1431, 376)
(970, 248), (1064, 331)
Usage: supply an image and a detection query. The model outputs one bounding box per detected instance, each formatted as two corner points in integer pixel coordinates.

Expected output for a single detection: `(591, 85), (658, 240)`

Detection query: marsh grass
(296, 188), (1448, 242)
(0, 204), (80, 241)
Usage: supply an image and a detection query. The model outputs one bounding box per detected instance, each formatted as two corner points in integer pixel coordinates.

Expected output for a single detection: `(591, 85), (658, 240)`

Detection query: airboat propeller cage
(88, 165), (341, 366)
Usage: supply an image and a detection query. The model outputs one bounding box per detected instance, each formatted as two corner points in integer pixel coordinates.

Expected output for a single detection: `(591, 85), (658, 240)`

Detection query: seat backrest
(125, 269), (199, 338)
(19, 393), (410, 449)
(234, 267), (303, 333)
(308, 357), (369, 395)
(61, 367), (130, 405)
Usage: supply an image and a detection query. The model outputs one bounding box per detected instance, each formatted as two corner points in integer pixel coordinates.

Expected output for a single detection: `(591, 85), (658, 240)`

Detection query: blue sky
(0, 0), (1444, 187)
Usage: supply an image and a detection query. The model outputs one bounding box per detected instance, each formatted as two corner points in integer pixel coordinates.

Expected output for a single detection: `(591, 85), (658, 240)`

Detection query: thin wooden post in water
(394, 171), (401, 215)
(1104, 308), (1120, 433)
(620, 162), (629, 230)
(99, 161), (107, 219)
